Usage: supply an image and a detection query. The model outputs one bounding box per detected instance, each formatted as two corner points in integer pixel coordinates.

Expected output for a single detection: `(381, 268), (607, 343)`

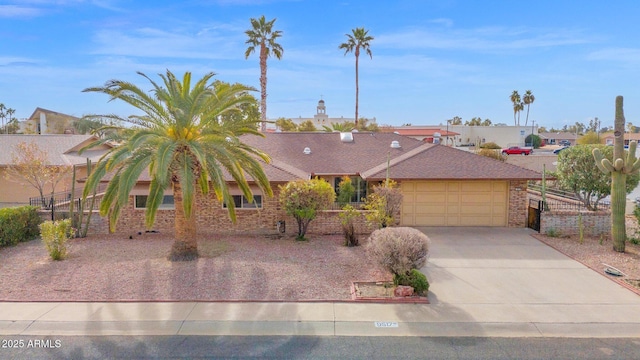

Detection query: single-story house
(539, 132), (578, 146)
(92, 132), (542, 235)
(602, 132), (640, 146)
(382, 127), (459, 145)
(0, 134), (111, 207)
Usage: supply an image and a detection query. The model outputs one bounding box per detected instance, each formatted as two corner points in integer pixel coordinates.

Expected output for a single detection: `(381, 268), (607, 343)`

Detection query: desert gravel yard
(0, 232), (390, 302)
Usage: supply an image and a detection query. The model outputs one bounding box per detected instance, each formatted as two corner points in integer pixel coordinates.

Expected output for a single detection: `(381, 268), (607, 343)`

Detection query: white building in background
(387, 124), (538, 148)
(268, 98), (376, 130)
(446, 124), (538, 148)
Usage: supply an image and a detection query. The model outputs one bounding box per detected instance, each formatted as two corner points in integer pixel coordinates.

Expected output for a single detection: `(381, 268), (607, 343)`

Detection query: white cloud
(588, 48), (640, 64)
(0, 5), (44, 17)
(90, 27), (245, 59)
(376, 25), (591, 52)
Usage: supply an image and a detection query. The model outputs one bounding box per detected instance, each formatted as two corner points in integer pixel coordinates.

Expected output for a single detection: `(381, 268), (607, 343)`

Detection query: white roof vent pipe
(390, 140), (401, 148)
(303, 147), (311, 155)
(340, 132), (354, 142)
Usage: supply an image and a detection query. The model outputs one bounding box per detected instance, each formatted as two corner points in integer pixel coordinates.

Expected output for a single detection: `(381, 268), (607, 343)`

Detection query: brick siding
(508, 180), (528, 227)
(88, 179), (527, 235)
(540, 210), (610, 237)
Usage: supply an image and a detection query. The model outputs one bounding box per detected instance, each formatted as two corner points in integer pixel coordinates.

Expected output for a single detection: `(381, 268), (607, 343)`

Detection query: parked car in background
(501, 146), (532, 156)
(559, 140), (571, 146)
(553, 146), (569, 154)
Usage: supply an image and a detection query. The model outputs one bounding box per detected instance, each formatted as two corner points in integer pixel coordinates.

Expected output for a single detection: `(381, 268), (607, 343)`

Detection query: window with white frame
(134, 195), (175, 210)
(223, 195), (262, 209)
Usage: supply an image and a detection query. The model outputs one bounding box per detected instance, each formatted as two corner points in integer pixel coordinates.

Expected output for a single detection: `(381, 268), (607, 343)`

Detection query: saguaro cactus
(593, 96), (640, 252)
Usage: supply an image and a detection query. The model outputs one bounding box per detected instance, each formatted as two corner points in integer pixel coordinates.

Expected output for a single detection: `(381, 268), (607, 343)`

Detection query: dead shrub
(366, 227), (430, 276)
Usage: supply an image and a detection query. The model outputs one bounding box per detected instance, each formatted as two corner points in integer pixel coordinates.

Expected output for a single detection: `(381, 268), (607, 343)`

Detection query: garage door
(401, 180), (508, 226)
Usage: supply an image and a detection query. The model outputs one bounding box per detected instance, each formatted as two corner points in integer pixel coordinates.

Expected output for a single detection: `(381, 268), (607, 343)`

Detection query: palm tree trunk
(260, 43), (268, 133)
(169, 181), (198, 261)
(354, 50), (360, 128)
(525, 105), (530, 126)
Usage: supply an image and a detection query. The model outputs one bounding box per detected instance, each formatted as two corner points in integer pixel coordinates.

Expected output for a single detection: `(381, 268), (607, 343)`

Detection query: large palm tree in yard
(82, 70), (273, 261)
(245, 15), (283, 133)
(340, 27), (373, 128)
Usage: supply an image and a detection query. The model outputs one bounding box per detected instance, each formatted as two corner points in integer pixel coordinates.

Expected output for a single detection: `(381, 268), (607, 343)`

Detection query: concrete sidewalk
(1, 227), (639, 338)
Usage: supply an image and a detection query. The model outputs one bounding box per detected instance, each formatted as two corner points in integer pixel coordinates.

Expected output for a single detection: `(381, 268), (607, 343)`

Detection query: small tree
(556, 144), (639, 210)
(363, 180), (402, 228)
(337, 176), (356, 206)
(577, 131), (601, 145)
(525, 134), (542, 148)
(5, 142), (72, 203)
(298, 120), (317, 131)
(279, 178), (335, 240)
(275, 117), (298, 131)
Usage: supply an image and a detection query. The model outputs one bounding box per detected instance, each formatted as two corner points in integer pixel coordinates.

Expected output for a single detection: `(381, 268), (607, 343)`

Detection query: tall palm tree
(244, 15), (283, 133)
(339, 27), (374, 128)
(523, 90), (535, 126)
(81, 70), (273, 261)
(509, 90), (522, 126)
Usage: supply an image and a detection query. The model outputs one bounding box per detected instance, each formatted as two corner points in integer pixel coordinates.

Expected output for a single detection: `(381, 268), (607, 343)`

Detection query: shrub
(545, 227), (561, 237)
(394, 269), (429, 295)
(366, 227), (430, 276)
(479, 142), (501, 149)
(476, 148), (506, 162)
(39, 219), (73, 260)
(279, 178), (336, 240)
(339, 204), (360, 247)
(0, 206), (42, 247)
(363, 180), (402, 228)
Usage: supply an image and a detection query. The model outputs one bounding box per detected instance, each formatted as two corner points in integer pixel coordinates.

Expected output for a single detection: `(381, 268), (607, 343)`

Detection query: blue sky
(1, 0), (639, 129)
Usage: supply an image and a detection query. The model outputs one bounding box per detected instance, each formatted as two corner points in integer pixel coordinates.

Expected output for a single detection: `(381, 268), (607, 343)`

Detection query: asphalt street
(2, 335), (639, 359)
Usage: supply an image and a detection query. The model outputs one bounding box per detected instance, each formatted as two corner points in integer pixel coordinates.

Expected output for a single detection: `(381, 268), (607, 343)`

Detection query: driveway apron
(418, 227), (640, 337)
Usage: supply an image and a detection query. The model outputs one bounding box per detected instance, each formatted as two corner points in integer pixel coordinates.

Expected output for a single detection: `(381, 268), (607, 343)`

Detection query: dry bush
(366, 227), (430, 276)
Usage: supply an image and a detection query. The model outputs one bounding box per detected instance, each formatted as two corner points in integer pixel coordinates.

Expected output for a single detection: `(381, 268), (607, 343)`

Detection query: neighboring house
(18, 107), (80, 134)
(268, 98), (377, 130)
(0, 134), (111, 206)
(382, 126), (459, 145)
(539, 132), (578, 146)
(602, 132), (640, 146)
(389, 125), (537, 148)
(93, 132), (541, 235)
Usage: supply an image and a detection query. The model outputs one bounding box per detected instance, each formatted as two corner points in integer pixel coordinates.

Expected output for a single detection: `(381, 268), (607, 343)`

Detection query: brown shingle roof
(241, 132), (424, 176)
(95, 132), (542, 183)
(0, 134), (107, 166)
(364, 144), (542, 180)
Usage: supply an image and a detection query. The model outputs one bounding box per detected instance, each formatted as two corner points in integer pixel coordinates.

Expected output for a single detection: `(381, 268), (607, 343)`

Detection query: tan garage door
(401, 180), (508, 226)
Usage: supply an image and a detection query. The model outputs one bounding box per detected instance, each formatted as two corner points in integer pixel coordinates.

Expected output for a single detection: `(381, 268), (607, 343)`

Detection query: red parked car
(501, 146), (532, 155)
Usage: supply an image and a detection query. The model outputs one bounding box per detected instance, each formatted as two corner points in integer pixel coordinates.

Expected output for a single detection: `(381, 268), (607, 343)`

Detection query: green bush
(366, 227), (430, 276)
(545, 227), (561, 237)
(0, 206), (42, 247)
(39, 219), (73, 260)
(394, 269), (430, 295)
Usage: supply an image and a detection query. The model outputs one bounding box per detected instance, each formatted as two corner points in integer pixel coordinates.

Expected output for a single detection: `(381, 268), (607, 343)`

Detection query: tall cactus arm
(593, 148), (614, 173)
(625, 141), (640, 174)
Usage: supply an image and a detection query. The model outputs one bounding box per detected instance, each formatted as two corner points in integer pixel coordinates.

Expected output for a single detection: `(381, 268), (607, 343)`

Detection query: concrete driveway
(419, 227), (640, 337)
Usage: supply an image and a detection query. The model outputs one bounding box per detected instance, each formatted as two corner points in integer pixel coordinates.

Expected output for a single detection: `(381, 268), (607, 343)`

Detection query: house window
(134, 195), (175, 210)
(334, 176), (367, 203)
(223, 195), (262, 209)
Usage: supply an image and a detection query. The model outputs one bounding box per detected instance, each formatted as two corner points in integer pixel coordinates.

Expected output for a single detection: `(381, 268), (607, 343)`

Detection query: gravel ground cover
(0, 232), (390, 302)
